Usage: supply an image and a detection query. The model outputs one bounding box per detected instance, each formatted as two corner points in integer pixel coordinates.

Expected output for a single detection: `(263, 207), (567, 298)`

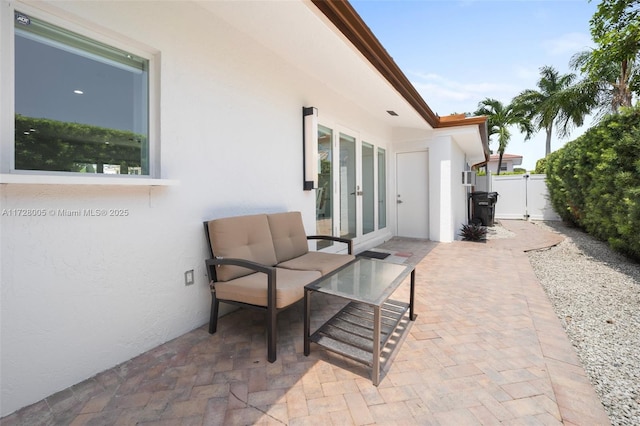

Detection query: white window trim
(0, 172), (177, 186)
(0, 0), (169, 185)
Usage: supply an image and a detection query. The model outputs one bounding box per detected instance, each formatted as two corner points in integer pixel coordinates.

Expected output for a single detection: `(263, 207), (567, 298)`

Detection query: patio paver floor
(1, 220), (611, 425)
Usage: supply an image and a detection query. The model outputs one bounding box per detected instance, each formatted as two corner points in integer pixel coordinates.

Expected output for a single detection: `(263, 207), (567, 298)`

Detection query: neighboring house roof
(489, 153), (523, 166)
(312, 0), (490, 161)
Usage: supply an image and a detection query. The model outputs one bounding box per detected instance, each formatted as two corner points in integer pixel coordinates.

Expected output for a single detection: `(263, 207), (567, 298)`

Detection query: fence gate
(492, 174), (561, 221)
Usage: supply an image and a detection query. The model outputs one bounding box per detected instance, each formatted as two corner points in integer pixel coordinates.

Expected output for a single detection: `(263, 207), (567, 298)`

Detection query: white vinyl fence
(490, 174), (561, 221)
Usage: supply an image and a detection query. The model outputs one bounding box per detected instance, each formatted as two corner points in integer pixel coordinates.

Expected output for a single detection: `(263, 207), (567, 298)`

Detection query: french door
(339, 133), (357, 238)
(316, 126), (386, 244)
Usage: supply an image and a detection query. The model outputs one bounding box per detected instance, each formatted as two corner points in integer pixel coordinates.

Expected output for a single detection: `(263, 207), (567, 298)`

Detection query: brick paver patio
(1, 220), (611, 425)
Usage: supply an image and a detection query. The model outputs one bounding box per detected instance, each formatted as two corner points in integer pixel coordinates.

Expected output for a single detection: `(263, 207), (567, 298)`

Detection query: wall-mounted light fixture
(302, 106), (318, 191)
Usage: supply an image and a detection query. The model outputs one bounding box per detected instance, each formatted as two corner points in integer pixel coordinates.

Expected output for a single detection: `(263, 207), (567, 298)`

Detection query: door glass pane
(316, 126), (333, 245)
(378, 148), (386, 229)
(362, 142), (375, 235)
(339, 133), (357, 238)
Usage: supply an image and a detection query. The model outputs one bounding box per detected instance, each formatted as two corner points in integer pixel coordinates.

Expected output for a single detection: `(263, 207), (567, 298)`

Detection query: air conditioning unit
(462, 170), (476, 186)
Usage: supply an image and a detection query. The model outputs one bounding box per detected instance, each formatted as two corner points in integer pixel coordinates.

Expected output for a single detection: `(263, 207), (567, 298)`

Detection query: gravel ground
(522, 221), (640, 426)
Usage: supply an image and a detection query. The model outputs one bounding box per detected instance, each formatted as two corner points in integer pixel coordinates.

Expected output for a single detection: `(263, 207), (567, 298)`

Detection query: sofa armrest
(205, 257), (275, 281)
(205, 257), (277, 312)
(306, 235), (353, 255)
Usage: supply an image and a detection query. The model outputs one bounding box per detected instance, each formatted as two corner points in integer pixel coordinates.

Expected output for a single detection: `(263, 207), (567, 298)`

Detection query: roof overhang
(310, 1), (489, 161)
(195, 0), (489, 160)
(436, 114), (490, 166)
(311, 0), (439, 127)
(434, 117), (490, 167)
(195, 0), (431, 129)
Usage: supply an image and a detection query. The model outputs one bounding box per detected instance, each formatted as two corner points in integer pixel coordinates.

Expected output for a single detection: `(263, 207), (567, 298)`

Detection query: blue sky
(350, 0), (599, 170)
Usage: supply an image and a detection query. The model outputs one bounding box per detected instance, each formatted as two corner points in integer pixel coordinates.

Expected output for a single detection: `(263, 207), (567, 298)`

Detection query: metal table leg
(410, 268), (417, 321)
(304, 287), (311, 356)
(372, 305), (381, 385)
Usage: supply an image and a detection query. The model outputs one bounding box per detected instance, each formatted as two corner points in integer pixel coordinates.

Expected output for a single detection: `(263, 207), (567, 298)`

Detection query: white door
(396, 151), (429, 238)
(338, 132), (358, 239)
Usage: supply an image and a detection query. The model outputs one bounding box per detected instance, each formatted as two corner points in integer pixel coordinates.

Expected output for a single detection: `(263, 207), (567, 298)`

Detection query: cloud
(542, 32), (594, 56)
(514, 65), (539, 82)
(407, 70), (521, 113)
(512, 65), (546, 88)
(410, 71), (518, 96)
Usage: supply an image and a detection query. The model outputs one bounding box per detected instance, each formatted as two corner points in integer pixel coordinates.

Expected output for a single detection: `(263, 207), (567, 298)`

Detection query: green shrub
(491, 170), (527, 175)
(459, 223), (487, 241)
(546, 106), (640, 260)
(534, 157), (547, 174)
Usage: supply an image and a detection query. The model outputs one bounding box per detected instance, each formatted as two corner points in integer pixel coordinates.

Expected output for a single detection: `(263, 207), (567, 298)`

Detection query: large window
(13, 11), (150, 175)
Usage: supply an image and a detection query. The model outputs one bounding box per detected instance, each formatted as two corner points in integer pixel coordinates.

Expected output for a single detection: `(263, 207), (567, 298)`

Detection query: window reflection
(316, 126), (333, 247)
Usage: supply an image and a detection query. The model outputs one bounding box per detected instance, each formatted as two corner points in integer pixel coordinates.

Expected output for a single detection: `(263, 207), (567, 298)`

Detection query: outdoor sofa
(203, 211), (354, 362)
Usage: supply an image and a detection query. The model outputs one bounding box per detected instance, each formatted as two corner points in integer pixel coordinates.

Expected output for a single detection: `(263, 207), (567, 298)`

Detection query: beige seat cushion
(267, 212), (309, 263)
(207, 214), (278, 281)
(214, 268), (321, 309)
(277, 251), (355, 276)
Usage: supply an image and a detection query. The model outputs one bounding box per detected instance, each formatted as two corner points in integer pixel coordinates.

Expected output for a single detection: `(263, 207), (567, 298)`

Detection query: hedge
(545, 106), (640, 260)
(15, 115), (146, 174)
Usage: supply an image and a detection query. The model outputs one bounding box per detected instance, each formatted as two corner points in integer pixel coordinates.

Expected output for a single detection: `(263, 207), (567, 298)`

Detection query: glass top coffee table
(303, 258), (416, 385)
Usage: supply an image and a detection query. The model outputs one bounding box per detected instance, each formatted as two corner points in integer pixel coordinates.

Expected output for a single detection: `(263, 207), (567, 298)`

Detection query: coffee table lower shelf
(309, 299), (412, 383)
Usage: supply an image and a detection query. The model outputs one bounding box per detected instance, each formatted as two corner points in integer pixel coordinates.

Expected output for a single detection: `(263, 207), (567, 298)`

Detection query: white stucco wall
(428, 135), (476, 242)
(487, 159), (517, 173)
(427, 137), (450, 242)
(0, 1), (399, 415)
(451, 141), (470, 240)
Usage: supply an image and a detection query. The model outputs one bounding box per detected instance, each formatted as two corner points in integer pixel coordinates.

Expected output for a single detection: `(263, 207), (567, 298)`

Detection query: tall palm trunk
(611, 59), (633, 112)
(496, 151), (504, 175)
(545, 124), (553, 156)
(615, 58), (633, 110)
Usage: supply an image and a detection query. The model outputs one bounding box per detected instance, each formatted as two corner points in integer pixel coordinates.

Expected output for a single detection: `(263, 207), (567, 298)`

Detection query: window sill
(0, 173), (178, 186)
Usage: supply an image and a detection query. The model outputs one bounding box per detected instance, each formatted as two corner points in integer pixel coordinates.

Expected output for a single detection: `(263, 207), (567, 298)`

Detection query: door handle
(397, 200), (403, 204)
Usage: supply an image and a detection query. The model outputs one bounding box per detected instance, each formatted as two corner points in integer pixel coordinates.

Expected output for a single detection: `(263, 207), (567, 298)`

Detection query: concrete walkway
(2, 220), (611, 425)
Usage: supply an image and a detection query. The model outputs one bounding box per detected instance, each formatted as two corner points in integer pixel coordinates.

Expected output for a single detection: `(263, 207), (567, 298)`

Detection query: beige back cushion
(207, 214), (278, 281)
(267, 212), (309, 263)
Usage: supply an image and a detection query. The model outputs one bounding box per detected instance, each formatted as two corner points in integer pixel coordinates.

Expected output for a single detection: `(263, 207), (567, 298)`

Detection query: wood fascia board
(436, 116), (487, 128)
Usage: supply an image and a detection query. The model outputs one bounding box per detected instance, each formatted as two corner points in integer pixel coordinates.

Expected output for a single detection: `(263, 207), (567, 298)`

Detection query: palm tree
(572, 0), (640, 113)
(474, 98), (532, 175)
(513, 66), (596, 157)
(570, 50), (638, 116)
